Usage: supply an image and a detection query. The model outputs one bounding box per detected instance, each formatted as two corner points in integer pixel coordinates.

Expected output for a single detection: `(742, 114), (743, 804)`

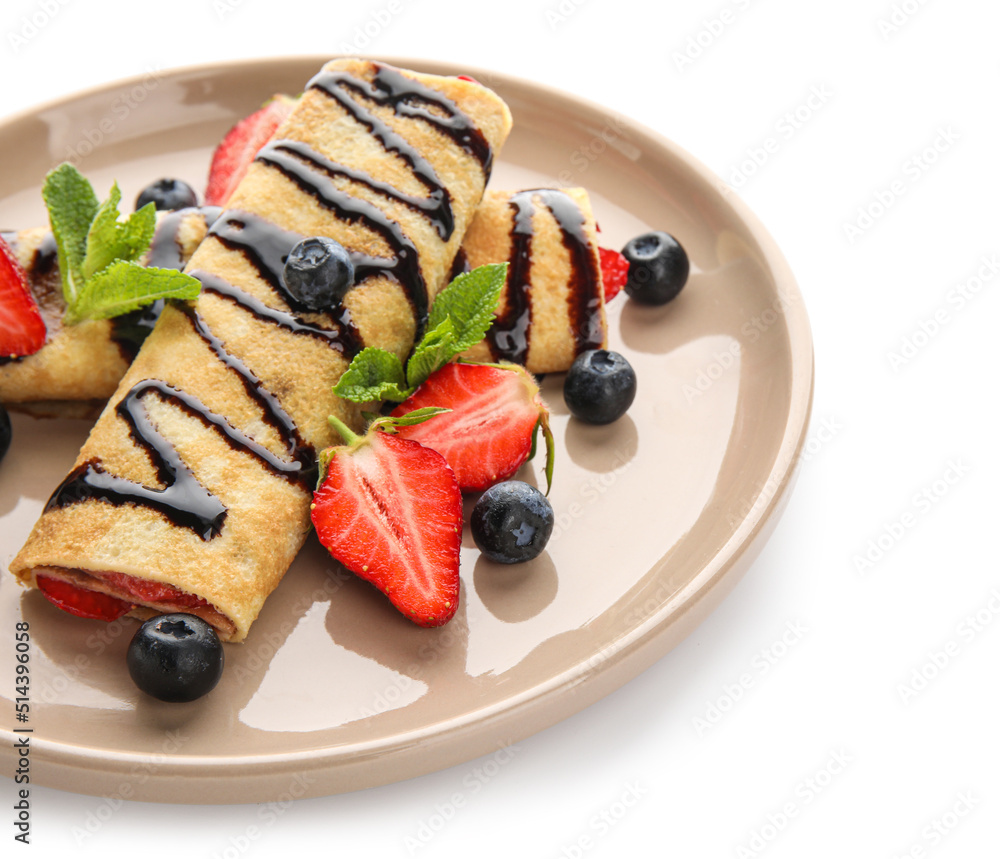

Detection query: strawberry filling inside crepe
(35, 570), (232, 633)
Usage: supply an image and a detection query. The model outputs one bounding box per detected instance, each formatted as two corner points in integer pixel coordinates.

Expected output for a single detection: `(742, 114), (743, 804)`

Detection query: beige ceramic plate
(0, 57), (812, 803)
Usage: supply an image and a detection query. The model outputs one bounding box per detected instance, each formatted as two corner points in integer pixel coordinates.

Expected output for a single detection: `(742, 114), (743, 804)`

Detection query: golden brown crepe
(0, 208), (215, 412)
(10, 59), (512, 642)
(1, 185), (606, 418)
(460, 187), (607, 373)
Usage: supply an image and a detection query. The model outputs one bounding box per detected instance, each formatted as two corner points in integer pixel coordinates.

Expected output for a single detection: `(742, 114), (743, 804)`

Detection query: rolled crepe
(10, 59), (512, 642)
(1, 186), (605, 415)
(460, 187), (607, 374)
(0, 208), (217, 414)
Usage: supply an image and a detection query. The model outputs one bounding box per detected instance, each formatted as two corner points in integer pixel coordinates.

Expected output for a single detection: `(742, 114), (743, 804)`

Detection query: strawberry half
(36, 574), (134, 622)
(204, 95), (297, 207)
(599, 246), (629, 302)
(0, 236), (46, 359)
(311, 417), (462, 627)
(391, 362), (554, 493)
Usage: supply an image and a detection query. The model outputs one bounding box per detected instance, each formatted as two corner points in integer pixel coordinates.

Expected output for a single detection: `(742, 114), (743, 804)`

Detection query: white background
(3, 0), (999, 856)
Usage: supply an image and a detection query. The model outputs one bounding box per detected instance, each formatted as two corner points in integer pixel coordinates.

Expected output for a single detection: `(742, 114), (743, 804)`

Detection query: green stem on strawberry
(327, 414), (361, 447)
(539, 413), (556, 496)
(318, 408), (451, 488)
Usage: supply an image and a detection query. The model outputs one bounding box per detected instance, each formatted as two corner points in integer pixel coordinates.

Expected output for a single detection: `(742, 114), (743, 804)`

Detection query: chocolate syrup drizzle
(46, 370), (309, 540)
(487, 189), (605, 365)
(309, 63), (494, 179)
(256, 144), (431, 330)
(46, 64), (492, 537)
(111, 207), (222, 359)
(146, 206), (222, 270)
(47, 288), (324, 539)
(270, 139), (454, 241)
(194, 269), (361, 355)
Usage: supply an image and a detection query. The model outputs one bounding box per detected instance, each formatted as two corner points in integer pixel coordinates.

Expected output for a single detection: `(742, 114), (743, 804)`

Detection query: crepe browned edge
(461, 188), (608, 374)
(0, 210), (212, 405)
(10, 59), (513, 642)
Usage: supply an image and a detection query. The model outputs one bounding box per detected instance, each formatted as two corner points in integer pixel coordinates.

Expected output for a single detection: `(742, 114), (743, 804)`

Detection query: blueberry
(563, 350), (636, 424)
(0, 404), (11, 464)
(126, 613), (224, 702)
(135, 178), (198, 212)
(471, 480), (554, 564)
(283, 237), (355, 311)
(621, 231), (689, 305)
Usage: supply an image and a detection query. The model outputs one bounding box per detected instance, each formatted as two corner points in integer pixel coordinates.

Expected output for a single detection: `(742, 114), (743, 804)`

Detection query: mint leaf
(427, 262), (507, 355)
(334, 347), (410, 403)
(406, 316), (456, 389)
(333, 263), (508, 405)
(83, 182), (156, 278)
(42, 163), (99, 306)
(66, 262), (201, 324)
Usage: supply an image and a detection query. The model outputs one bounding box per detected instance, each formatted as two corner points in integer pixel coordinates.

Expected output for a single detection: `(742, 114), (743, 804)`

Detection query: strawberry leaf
(540, 413), (555, 495)
(526, 412), (555, 496)
(334, 347), (411, 403)
(370, 407), (451, 434)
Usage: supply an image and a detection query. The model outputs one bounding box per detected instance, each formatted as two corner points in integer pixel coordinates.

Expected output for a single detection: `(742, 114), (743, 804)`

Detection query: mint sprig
(41, 163), (201, 324)
(334, 262), (508, 404)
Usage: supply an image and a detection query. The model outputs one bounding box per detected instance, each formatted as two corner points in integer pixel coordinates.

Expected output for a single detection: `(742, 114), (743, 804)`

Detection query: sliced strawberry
(391, 362), (553, 493)
(101, 572), (209, 608)
(599, 246), (629, 302)
(312, 422), (462, 627)
(0, 236), (46, 359)
(37, 574), (134, 622)
(205, 95), (297, 207)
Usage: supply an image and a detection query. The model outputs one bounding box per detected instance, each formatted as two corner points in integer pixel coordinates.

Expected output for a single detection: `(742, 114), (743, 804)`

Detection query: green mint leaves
(82, 181), (155, 279)
(41, 163), (201, 325)
(333, 347), (411, 404)
(70, 262), (204, 322)
(334, 262), (508, 404)
(42, 163), (99, 308)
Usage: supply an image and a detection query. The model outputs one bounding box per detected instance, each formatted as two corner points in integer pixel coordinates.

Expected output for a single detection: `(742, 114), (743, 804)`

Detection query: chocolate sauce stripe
(308, 64), (492, 218)
(180, 303), (311, 471)
(46, 252), (346, 539)
(487, 189), (604, 365)
(271, 138), (453, 241)
(46, 377), (309, 541)
(145, 206), (223, 270)
(193, 269), (361, 355)
(255, 145), (430, 332)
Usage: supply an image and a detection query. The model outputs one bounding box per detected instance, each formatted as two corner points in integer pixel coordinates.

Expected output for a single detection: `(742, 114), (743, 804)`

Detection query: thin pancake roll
(0, 208), (216, 416)
(10, 59), (513, 642)
(460, 188), (607, 374)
